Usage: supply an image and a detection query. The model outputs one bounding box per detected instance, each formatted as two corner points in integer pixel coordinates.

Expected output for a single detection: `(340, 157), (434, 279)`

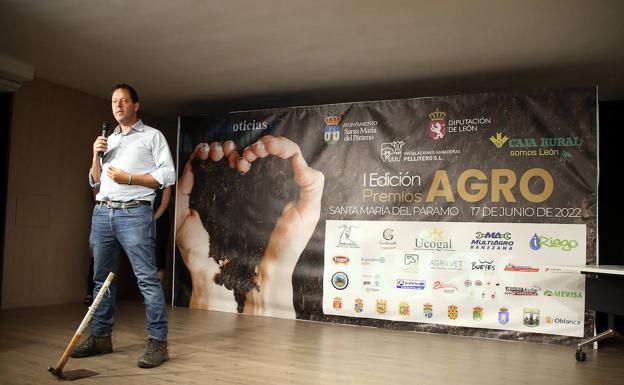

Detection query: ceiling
(1, 0), (623, 117)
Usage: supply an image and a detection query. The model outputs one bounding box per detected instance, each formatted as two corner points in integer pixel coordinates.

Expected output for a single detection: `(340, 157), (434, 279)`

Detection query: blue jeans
(89, 204), (167, 340)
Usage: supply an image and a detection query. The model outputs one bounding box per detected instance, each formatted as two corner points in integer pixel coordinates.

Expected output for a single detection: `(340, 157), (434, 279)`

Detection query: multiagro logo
(323, 116), (342, 144)
(470, 231), (513, 251)
(380, 141), (405, 162)
(529, 234), (579, 252)
(429, 110), (447, 140)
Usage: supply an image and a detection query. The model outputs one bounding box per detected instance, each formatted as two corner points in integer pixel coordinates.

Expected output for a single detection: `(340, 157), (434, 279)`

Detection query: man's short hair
(112, 83), (139, 103)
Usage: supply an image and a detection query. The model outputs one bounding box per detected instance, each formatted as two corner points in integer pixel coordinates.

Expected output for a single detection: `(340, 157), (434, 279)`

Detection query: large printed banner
(175, 88), (597, 341)
(323, 220), (586, 337)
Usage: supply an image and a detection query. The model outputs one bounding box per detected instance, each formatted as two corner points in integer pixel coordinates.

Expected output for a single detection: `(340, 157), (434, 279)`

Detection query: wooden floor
(0, 302), (623, 385)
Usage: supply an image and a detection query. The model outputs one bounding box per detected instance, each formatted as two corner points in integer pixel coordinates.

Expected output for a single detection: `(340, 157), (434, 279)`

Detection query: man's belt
(96, 200), (151, 209)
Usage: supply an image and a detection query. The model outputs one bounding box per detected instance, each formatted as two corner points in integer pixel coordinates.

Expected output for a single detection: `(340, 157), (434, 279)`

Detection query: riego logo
(529, 234), (578, 252)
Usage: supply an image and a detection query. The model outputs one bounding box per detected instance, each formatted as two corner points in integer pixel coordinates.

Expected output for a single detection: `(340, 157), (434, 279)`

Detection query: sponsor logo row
(329, 298), (581, 327)
(334, 253), (560, 274)
(225, 111), (584, 164)
(336, 225), (579, 252)
(322, 112), (581, 162)
(330, 271), (582, 299)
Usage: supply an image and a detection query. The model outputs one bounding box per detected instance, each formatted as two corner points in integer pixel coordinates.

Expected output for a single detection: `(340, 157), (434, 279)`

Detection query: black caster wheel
(575, 350), (587, 362)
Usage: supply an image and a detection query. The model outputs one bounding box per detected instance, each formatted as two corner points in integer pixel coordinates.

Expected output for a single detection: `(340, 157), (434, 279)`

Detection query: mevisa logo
(543, 290), (583, 299)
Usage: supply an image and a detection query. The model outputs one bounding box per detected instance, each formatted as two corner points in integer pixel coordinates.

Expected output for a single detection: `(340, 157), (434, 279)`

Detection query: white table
(546, 265), (624, 361)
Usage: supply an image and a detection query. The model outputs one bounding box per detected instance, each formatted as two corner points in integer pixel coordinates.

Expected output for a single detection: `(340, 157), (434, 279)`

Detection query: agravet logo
(489, 132), (509, 148)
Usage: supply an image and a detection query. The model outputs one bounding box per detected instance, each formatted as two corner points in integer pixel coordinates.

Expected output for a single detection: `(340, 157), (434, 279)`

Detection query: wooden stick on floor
(48, 272), (115, 379)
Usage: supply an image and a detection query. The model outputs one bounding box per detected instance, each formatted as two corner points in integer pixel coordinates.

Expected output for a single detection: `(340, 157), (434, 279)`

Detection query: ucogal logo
(415, 227), (454, 252)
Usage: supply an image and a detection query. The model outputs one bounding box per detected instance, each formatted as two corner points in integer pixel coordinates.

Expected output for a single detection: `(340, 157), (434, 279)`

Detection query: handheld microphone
(99, 122), (110, 158)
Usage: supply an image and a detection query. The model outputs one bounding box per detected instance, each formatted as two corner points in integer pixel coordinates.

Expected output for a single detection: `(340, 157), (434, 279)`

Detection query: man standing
(72, 84), (175, 368)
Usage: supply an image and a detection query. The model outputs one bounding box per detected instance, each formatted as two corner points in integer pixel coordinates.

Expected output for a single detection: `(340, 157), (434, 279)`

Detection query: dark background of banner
(175, 88), (597, 343)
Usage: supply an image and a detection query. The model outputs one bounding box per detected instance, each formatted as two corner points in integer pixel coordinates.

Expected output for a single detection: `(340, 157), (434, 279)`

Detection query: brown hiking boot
(70, 334), (113, 358)
(137, 338), (169, 368)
